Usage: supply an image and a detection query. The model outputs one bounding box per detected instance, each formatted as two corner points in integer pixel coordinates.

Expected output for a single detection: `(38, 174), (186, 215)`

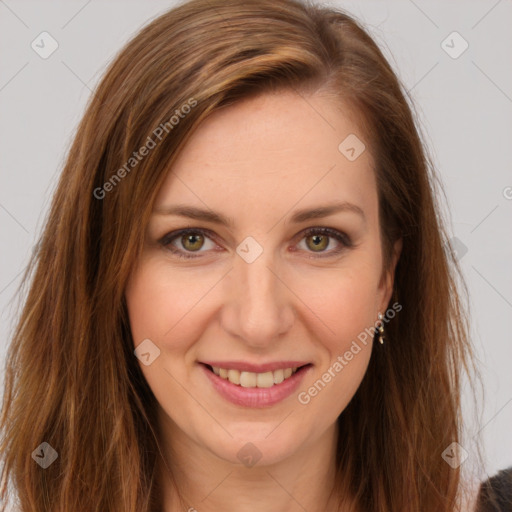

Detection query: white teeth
(273, 369), (284, 384)
(240, 371), (257, 387)
(256, 371), (274, 388)
(227, 369), (240, 385)
(211, 366), (301, 388)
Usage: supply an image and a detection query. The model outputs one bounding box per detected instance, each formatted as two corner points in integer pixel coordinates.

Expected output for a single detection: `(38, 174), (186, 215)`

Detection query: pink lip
(200, 360), (310, 373)
(200, 363), (312, 408)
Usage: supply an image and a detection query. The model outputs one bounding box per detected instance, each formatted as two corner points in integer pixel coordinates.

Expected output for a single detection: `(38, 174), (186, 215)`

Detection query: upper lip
(200, 361), (311, 373)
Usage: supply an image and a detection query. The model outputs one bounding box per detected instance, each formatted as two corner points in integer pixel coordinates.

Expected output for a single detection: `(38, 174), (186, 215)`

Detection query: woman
(0, 0), (483, 510)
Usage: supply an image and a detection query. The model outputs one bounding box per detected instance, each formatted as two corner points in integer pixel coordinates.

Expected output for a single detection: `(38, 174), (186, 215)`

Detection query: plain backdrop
(1, 0), (511, 484)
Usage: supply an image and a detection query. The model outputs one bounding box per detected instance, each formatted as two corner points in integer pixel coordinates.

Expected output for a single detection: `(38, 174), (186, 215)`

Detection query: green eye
(160, 229), (217, 259)
(160, 226), (352, 260)
(180, 233), (205, 252)
(305, 233), (330, 252)
(297, 227), (352, 257)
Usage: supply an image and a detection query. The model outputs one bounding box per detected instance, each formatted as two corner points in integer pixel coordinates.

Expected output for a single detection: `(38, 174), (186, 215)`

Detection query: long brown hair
(0, 0), (481, 510)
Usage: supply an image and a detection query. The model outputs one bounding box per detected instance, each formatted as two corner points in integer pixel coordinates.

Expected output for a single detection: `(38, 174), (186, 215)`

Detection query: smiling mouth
(203, 363), (312, 388)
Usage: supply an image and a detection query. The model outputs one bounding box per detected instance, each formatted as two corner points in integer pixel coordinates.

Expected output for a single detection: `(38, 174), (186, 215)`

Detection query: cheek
(290, 259), (378, 413)
(124, 259), (218, 354)
(292, 260), (380, 351)
(125, 262), (170, 344)
(295, 270), (376, 418)
(124, 262), (207, 405)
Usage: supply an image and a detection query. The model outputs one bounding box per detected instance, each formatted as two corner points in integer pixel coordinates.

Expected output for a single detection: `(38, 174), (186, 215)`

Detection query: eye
(159, 226), (353, 260)
(159, 228), (218, 259)
(295, 227), (353, 258)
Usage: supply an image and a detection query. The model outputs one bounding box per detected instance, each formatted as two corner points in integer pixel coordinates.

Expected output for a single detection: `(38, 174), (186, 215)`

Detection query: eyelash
(158, 227), (353, 260)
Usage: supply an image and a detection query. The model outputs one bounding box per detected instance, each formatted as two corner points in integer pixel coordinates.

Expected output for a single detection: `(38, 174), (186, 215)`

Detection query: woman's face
(125, 90), (400, 467)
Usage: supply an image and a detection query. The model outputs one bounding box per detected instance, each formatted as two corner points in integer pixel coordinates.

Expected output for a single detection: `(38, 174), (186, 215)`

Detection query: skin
(125, 89), (402, 512)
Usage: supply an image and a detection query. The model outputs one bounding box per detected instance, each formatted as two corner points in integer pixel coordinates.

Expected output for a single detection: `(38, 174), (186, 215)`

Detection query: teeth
(240, 371), (256, 387)
(211, 366), (301, 388)
(273, 369), (284, 384)
(227, 369), (240, 385)
(256, 371), (274, 388)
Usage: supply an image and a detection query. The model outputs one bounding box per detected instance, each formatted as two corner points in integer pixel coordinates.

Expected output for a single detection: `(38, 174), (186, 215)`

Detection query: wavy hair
(0, 0), (480, 510)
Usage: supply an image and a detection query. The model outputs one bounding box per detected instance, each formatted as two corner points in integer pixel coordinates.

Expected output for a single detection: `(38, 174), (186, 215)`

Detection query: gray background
(1, 0), (511, 483)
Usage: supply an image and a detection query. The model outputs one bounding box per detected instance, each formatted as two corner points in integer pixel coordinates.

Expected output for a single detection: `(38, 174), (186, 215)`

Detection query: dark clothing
(475, 467), (512, 511)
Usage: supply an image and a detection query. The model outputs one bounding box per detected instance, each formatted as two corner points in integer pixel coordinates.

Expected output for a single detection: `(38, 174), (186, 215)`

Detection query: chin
(208, 426), (305, 468)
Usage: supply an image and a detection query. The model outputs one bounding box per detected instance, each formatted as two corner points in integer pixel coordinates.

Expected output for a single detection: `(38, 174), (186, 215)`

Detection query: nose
(220, 247), (295, 350)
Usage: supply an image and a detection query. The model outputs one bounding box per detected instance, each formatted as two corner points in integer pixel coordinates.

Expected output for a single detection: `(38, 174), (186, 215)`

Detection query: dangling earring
(377, 312), (385, 344)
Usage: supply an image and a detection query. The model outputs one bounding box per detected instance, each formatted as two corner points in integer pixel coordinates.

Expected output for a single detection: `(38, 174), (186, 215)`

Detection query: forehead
(154, 90), (377, 224)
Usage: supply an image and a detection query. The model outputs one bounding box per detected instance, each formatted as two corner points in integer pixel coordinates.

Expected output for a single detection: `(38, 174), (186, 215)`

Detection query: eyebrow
(153, 201), (366, 227)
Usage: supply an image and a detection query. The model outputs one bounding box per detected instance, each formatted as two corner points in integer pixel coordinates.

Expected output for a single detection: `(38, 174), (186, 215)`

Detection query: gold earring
(377, 313), (385, 344)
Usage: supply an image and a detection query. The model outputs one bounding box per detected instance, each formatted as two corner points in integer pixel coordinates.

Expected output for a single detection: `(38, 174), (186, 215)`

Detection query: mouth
(202, 363), (312, 388)
(199, 362), (313, 408)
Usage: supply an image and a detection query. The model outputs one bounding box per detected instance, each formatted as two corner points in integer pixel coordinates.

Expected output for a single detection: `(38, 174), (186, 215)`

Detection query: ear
(378, 237), (402, 313)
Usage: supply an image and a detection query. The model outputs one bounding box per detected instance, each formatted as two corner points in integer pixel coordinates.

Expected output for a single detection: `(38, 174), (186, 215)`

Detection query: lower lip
(200, 364), (311, 408)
